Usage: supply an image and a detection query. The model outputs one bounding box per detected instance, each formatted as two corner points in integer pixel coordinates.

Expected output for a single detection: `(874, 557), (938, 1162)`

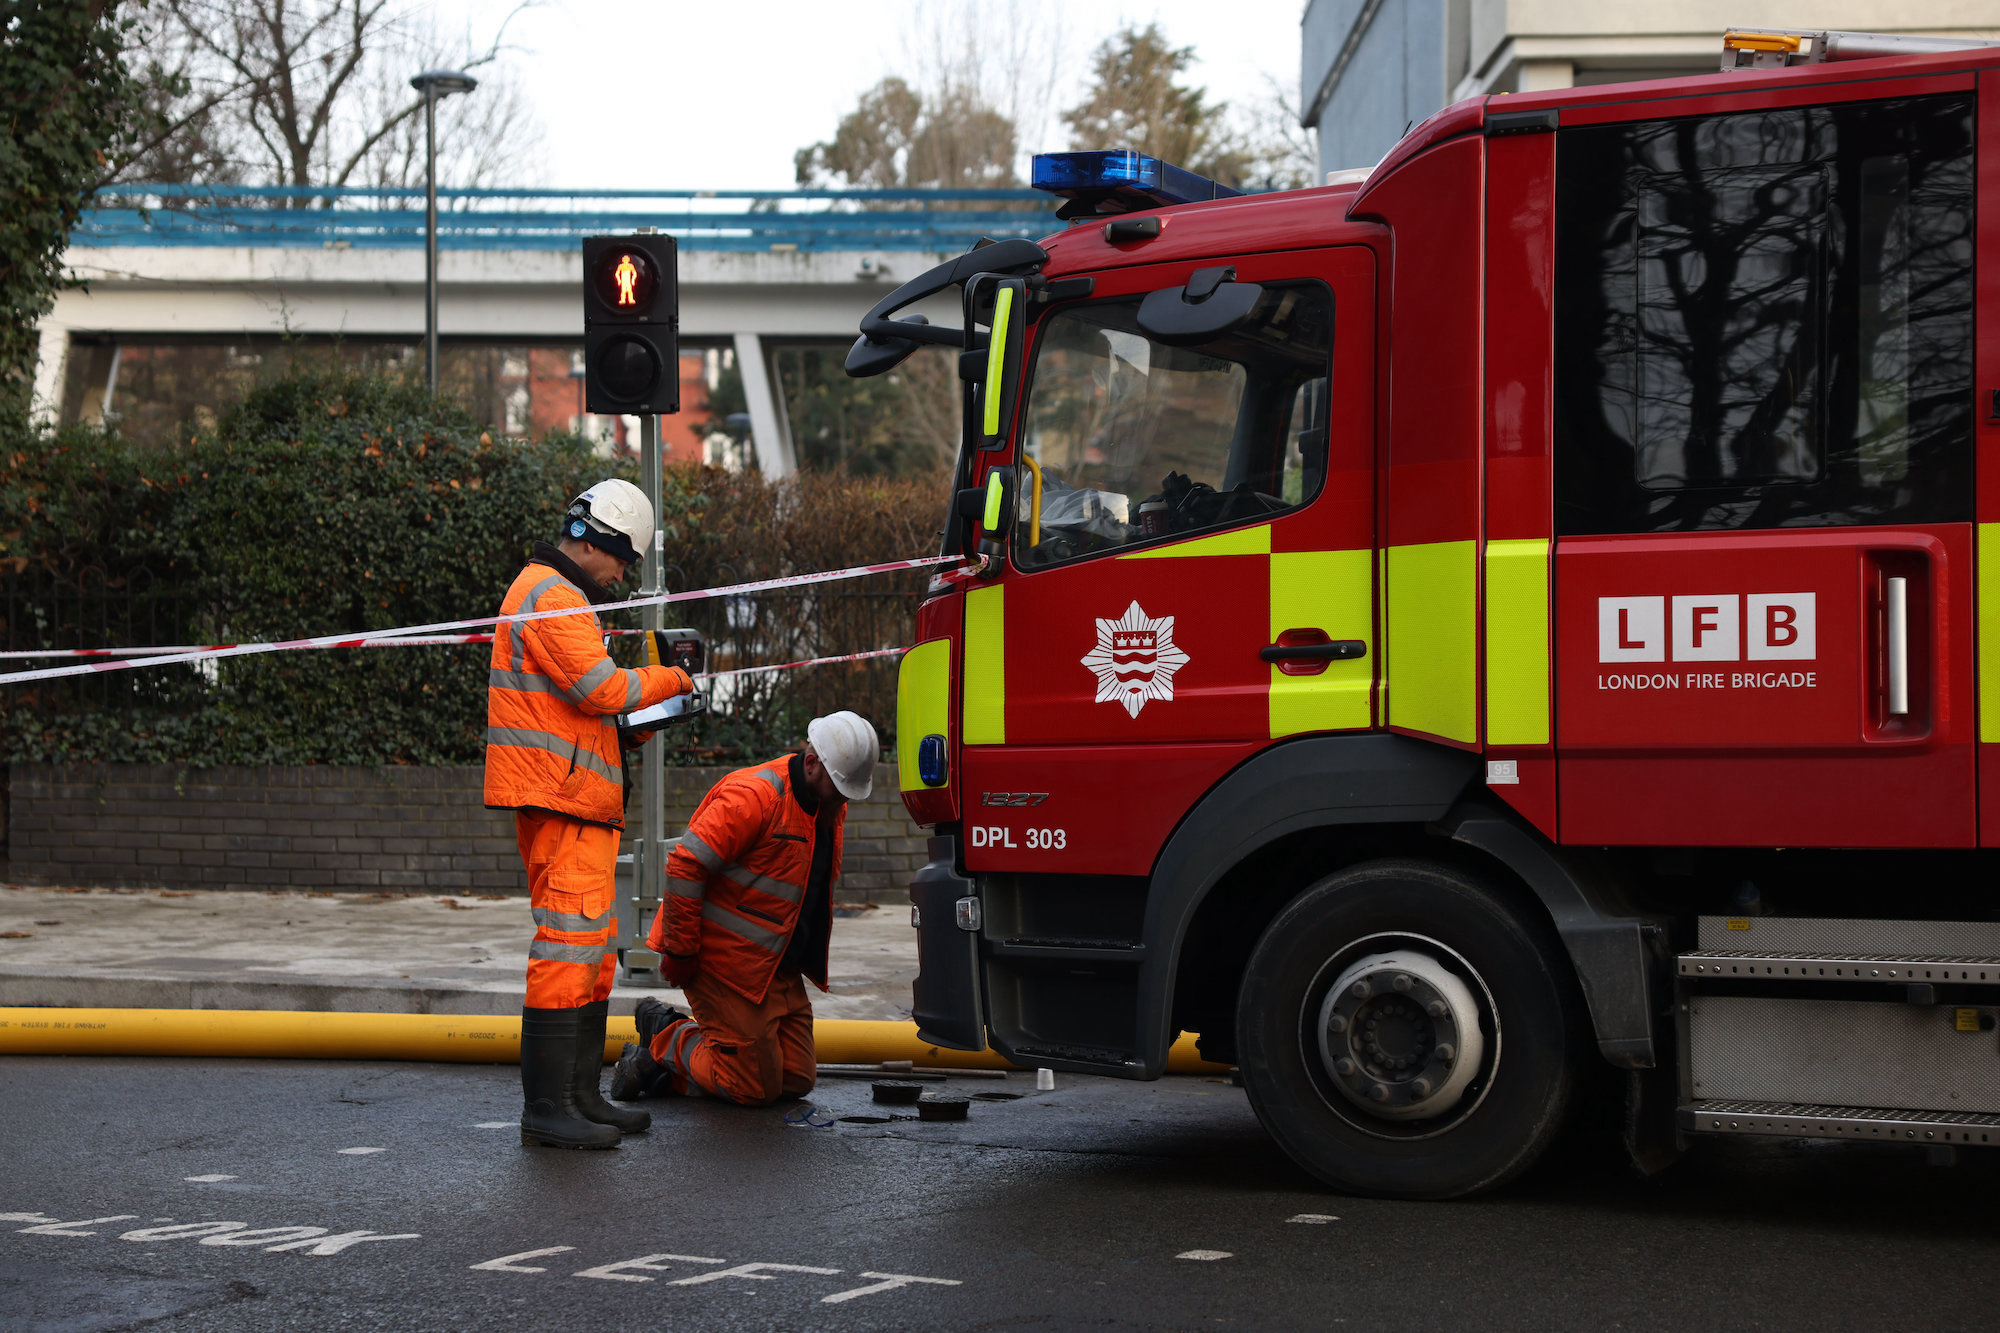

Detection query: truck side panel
(1977, 70), (2000, 845)
(1482, 126), (1559, 839)
(1351, 135), (1486, 751)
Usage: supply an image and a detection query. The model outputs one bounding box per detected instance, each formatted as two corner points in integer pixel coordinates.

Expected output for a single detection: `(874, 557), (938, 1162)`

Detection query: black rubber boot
(607, 997), (690, 1101)
(633, 995), (689, 1049)
(520, 1007), (621, 1150)
(608, 1041), (664, 1102)
(573, 1000), (650, 1133)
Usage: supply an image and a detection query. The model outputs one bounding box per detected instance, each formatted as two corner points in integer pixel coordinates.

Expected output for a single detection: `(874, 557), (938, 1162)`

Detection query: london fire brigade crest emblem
(1081, 600), (1190, 719)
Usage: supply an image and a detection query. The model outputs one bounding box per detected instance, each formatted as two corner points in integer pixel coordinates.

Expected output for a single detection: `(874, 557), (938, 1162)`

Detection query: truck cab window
(1014, 282), (1332, 568)
(1554, 93), (1973, 534)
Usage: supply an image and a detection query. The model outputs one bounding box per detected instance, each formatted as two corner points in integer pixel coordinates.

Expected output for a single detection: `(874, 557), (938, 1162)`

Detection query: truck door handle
(1264, 628), (1365, 677)
(1886, 576), (1909, 716)
(1260, 641), (1367, 662)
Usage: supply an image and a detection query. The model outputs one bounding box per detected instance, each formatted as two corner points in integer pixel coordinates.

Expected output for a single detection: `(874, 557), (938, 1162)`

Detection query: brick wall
(5, 761), (931, 901)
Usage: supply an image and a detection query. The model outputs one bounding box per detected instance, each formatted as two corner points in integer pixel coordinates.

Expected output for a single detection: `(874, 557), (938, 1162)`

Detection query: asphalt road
(2, 1057), (1996, 1332)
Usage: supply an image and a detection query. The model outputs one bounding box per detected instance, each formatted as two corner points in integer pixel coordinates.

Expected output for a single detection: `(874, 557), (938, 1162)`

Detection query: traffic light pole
(623, 412), (667, 983)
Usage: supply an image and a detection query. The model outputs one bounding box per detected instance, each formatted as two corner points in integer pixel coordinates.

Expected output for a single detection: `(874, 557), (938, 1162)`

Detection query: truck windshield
(1014, 281), (1332, 568)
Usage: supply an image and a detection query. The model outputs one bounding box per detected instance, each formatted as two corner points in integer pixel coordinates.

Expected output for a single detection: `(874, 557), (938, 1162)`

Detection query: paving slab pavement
(0, 884), (918, 1019)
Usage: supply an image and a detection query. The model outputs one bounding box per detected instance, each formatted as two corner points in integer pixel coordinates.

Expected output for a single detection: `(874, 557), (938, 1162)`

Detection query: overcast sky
(473, 0), (1309, 191)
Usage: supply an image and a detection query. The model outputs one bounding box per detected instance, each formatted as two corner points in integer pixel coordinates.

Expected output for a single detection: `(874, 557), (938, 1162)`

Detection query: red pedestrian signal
(582, 235), (678, 414)
(594, 246), (657, 311)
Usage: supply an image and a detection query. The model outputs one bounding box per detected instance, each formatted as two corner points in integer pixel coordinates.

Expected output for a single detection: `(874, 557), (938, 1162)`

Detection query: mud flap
(909, 835), (986, 1051)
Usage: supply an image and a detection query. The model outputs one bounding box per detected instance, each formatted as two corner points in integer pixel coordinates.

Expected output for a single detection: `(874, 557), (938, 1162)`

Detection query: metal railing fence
(75, 184), (1061, 253)
(0, 569), (208, 711)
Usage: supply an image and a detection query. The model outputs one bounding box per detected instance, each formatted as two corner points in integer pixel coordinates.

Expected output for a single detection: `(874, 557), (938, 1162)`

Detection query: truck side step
(1680, 1100), (2000, 1146)
(1692, 915), (2000, 955)
(1679, 953), (2000, 986)
(1682, 916), (2000, 988)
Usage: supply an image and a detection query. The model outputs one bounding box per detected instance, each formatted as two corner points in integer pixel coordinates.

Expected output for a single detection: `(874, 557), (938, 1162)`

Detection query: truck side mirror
(952, 467), (1015, 566)
(975, 466), (1016, 571)
(845, 314), (931, 378)
(979, 466), (1017, 539)
(978, 277), (1028, 451)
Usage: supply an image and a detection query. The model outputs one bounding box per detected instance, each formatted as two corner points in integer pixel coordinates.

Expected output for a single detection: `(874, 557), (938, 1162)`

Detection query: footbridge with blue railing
(37, 185), (1062, 473)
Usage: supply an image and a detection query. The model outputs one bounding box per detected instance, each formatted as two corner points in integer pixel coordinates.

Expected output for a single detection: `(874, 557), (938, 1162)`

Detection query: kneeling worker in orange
(485, 479), (694, 1150)
(610, 712), (878, 1107)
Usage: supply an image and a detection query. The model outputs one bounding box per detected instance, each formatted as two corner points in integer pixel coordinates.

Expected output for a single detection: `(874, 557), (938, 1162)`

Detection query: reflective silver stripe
(667, 1024), (701, 1069)
(665, 876), (706, 900)
(623, 670), (645, 710)
(755, 767), (784, 793)
(679, 831), (723, 872)
(528, 939), (607, 965)
(485, 727), (621, 785)
(488, 668), (563, 695)
(521, 573), (575, 613)
(533, 906), (611, 932)
(702, 900), (786, 954)
(725, 862), (804, 904)
(511, 574), (569, 672)
(568, 657), (618, 706)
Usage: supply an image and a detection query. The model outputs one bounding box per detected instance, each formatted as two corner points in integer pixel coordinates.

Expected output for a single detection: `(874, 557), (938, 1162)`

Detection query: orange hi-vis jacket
(483, 547), (690, 828)
(647, 754), (844, 1004)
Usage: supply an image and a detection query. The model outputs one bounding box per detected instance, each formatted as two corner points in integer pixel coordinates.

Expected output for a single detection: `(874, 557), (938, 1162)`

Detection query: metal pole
(624, 412), (666, 982)
(423, 90), (440, 396)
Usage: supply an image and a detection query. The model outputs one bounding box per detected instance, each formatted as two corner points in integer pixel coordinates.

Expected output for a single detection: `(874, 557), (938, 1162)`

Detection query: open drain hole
(839, 1115), (892, 1124)
(972, 1092), (1024, 1101)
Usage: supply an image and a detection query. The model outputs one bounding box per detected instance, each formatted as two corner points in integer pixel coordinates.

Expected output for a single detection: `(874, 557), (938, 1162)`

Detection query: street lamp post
(408, 68), (478, 397)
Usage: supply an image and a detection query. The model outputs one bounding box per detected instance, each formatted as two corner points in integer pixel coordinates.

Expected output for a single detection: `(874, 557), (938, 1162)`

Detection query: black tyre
(1235, 857), (1581, 1199)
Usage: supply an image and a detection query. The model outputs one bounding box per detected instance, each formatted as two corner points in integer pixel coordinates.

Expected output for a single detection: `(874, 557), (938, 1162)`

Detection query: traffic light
(582, 234), (679, 414)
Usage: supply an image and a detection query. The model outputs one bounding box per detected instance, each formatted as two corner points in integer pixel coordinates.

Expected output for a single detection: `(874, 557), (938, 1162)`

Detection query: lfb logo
(1598, 594), (1815, 663)
(1081, 600), (1189, 718)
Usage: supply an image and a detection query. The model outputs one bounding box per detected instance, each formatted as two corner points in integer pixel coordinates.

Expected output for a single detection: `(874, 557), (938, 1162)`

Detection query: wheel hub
(1316, 950), (1485, 1121)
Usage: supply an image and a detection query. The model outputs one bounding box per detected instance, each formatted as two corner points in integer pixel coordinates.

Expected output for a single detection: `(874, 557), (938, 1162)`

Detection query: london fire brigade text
(1596, 671), (1818, 691)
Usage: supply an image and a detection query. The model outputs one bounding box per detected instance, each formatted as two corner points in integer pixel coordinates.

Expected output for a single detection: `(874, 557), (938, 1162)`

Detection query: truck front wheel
(1235, 858), (1580, 1199)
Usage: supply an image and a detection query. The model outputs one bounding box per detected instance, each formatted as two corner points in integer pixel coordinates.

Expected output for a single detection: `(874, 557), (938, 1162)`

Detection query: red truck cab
(860, 29), (2000, 1198)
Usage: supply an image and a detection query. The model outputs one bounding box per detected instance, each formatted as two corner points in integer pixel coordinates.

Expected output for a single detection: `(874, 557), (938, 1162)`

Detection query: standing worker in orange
(609, 713), (879, 1107)
(486, 479), (694, 1150)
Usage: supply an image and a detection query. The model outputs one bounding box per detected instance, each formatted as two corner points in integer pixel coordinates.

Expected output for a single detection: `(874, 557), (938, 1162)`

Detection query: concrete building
(1301, 1), (2000, 179)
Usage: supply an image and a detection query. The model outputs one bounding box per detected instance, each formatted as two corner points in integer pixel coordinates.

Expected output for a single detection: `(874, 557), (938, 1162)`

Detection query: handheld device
(617, 689), (708, 747)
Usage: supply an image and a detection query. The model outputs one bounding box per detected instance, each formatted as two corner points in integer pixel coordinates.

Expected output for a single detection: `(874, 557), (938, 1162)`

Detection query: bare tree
(795, 0), (1069, 195)
(1062, 22), (1251, 187)
(897, 0), (1070, 167)
(111, 0), (543, 192)
(1236, 75), (1320, 192)
(345, 21), (546, 192)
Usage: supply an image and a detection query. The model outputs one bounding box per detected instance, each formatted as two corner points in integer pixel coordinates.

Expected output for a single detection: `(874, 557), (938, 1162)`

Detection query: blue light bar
(1030, 151), (1242, 214)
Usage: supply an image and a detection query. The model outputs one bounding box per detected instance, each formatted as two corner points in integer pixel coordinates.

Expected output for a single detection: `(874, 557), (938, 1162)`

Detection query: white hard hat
(806, 711), (878, 801)
(564, 478), (654, 565)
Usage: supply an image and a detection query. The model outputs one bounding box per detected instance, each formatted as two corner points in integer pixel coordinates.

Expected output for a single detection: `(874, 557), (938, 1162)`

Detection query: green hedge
(2, 369), (945, 767)
(2, 370), (652, 764)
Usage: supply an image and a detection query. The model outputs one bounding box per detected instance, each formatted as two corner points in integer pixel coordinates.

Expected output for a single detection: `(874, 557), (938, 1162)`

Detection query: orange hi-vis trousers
(647, 968), (816, 1106)
(517, 811), (619, 1009)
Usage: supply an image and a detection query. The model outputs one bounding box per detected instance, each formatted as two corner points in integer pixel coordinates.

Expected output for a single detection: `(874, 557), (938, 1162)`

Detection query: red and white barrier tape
(699, 646), (903, 682)
(0, 555), (961, 687)
(0, 628), (662, 658)
(2, 638), (906, 680)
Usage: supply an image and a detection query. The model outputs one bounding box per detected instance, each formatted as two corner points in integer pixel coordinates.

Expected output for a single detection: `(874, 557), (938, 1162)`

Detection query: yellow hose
(0, 1009), (1227, 1074)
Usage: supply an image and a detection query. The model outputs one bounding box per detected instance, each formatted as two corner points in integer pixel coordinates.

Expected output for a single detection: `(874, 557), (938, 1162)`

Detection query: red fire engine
(851, 28), (2000, 1198)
